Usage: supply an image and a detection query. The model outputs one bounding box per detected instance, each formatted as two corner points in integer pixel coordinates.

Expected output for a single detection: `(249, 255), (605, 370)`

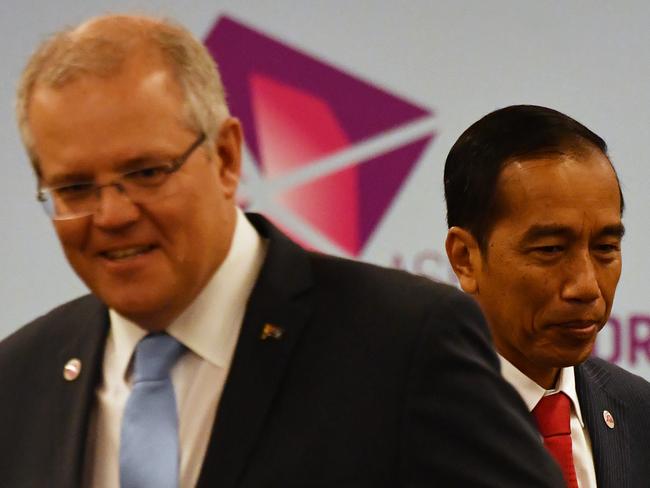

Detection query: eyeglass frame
(36, 133), (206, 220)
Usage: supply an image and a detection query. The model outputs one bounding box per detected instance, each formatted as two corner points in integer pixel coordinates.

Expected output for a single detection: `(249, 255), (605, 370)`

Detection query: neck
(497, 346), (560, 390)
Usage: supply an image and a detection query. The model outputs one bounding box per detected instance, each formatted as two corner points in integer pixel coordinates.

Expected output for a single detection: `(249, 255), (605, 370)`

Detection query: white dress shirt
(83, 209), (267, 488)
(499, 356), (597, 488)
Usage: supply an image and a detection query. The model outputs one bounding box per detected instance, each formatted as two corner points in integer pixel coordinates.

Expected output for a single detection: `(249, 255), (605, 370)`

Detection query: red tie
(532, 392), (578, 488)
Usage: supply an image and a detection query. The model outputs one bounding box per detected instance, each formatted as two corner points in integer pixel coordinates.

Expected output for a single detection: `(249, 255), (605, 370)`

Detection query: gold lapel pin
(603, 410), (615, 429)
(63, 358), (82, 381)
(260, 323), (284, 340)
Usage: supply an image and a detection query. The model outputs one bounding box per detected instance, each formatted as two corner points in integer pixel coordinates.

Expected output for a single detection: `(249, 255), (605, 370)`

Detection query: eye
(123, 164), (172, 186)
(526, 245), (565, 263)
(593, 242), (621, 256)
(533, 245), (565, 254)
(596, 244), (619, 251)
(52, 182), (95, 199)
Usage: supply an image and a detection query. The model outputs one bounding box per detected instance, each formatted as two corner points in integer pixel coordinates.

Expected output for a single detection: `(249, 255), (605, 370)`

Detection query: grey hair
(16, 14), (230, 174)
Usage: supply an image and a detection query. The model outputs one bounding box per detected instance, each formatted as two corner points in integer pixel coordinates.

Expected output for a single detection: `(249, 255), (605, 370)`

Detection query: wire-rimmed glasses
(36, 133), (206, 220)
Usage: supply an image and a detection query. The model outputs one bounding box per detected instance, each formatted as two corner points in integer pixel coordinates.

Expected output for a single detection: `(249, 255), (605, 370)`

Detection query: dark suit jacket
(0, 213), (564, 487)
(576, 357), (650, 488)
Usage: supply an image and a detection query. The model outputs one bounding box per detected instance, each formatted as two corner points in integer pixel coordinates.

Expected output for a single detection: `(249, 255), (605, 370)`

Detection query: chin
(99, 287), (170, 321)
(554, 345), (596, 368)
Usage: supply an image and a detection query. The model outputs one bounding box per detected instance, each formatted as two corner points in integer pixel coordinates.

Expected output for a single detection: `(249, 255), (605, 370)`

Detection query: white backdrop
(1, 1), (648, 377)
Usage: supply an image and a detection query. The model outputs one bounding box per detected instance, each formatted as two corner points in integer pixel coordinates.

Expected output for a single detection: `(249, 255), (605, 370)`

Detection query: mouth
(99, 244), (156, 261)
(558, 320), (599, 329)
(553, 320), (600, 339)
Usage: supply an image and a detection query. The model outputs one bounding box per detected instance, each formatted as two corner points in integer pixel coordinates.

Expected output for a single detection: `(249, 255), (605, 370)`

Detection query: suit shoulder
(0, 294), (105, 360)
(307, 252), (484, 332)
(309, 251), (469, 304)
(581, 357), (650, 403)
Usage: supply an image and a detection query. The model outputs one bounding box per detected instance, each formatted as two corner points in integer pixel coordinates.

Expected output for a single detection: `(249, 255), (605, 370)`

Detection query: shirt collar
(498, 354), (586, 428)
(109, 208), (266, 377)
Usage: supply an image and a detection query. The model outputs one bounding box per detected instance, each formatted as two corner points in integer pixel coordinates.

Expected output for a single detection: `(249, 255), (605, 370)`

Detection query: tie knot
(132, 333), (185, 383)
(533, 392), (571, 437)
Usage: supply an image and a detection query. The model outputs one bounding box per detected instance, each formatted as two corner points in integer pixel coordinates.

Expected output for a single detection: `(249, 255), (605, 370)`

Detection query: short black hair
(443, 104), (624, 250)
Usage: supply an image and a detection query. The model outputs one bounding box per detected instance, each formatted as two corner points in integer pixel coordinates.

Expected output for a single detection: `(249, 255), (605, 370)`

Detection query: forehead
(28, 51), (187, 175)
(29, 48), (182, 125)
(492, 151), (622, 235)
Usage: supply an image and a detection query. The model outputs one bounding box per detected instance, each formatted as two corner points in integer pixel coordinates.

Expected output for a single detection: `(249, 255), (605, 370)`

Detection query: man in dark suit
(445, 105), (650, 488)
(0, 15), (563, 487)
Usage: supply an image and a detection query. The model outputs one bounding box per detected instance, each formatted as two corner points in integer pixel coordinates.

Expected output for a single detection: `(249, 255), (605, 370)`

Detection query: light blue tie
(120, 333), (186, 488)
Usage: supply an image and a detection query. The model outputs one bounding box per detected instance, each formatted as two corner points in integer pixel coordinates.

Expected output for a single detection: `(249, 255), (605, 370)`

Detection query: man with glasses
(0, 14), (563, 487)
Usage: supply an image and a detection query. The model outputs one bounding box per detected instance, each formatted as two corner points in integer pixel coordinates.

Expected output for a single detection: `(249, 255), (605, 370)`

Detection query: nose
(560, 251), (601, 303)
(92, 184), (140, 229)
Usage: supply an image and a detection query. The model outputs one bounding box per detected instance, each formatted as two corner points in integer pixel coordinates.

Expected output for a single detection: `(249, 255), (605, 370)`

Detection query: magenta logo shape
(205, 16), (435, 256)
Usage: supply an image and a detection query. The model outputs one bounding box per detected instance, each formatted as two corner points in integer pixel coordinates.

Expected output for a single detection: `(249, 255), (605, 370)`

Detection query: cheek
(488, 268), (552, 324)
(599, 268), (621, 310)
(515, 271), (556, 314)
(54, 220), (91, 256)
(151, 189), (220, 260)
(592, 285), (613, 343)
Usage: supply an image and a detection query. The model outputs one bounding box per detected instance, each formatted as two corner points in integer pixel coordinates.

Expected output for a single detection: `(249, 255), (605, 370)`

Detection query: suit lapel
(576, 360), (631, 488)
(52, 297), (109, 487)
(197, 214), (314, 488)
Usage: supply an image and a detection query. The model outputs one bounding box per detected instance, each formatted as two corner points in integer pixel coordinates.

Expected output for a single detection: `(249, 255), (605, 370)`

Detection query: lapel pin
(603, 410), (615, 429)
(63, 358), (82, 381)
(260, 323), (284, 340)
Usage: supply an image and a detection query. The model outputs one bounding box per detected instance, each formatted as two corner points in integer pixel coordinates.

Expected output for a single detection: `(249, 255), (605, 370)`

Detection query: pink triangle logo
(250, 74), (350, 177)
(205, 16), (436, 256)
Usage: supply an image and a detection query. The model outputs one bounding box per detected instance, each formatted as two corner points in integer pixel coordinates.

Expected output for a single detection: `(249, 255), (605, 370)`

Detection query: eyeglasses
(37, 133), (206, 220)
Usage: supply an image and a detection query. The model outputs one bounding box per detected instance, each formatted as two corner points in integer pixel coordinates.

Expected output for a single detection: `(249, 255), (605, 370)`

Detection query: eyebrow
(113, 156), (167, 173)
(599, 223), (626, 240)
(41, 153), (168, 187)
(521, 223), (626, 243)
(42, 171), (94, 188)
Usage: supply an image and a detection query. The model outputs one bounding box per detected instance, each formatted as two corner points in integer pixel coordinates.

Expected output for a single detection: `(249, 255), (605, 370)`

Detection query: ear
(214, 117), (243, 199)
(445, 226), (483, 294)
